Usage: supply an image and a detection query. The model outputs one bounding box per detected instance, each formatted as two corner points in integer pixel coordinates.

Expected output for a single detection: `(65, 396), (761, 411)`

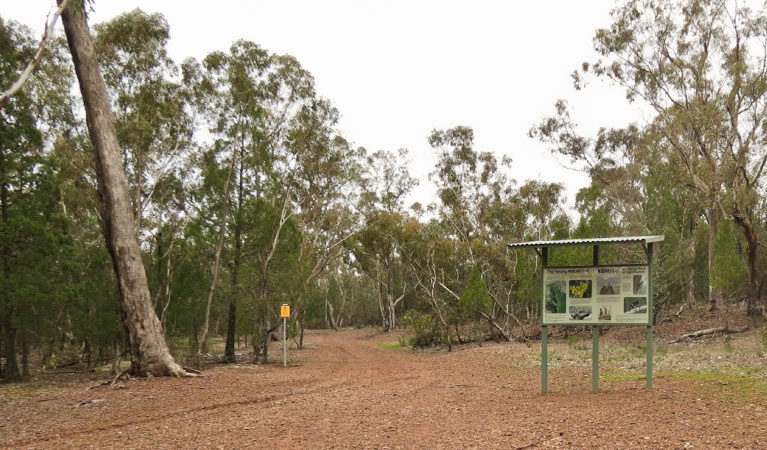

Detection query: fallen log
(669, 326), (749, 344)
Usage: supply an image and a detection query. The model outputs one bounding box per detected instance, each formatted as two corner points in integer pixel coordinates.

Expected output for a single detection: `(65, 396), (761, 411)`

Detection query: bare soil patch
(2, 322), (767, 449)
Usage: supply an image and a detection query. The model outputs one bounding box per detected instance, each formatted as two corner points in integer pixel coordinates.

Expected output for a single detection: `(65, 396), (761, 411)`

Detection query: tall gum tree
(354, 148), (418, 331)
(189, 40), (318, 361)
(585, 0), (767, 314)
(58, 1), (192, 376)
(428, 126), (537, 339)
(285, 99), (361, 342)
(535, 0), (767, 313)
(93, 10), (194, 242)
(89, 10), (196, 366)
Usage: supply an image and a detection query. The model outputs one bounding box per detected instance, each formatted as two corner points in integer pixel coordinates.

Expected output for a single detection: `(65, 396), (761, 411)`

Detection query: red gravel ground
(2, 327), (766, 449)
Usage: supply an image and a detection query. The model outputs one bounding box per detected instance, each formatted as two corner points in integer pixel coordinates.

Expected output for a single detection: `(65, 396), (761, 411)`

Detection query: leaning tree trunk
(387, 293), (397, 331)
(59, 1), (188, 377)
(326, 300), (339, 331)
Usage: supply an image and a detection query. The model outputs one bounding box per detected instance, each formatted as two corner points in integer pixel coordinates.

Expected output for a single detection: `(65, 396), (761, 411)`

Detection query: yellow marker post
(281, 303), (290, 366)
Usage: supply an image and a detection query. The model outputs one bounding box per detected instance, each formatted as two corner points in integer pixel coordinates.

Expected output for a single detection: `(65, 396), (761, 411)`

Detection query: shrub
(405, 311), (443, 348)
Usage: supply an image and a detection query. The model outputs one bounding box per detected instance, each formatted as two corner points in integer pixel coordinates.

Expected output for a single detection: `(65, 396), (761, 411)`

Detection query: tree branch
(1, 0), (68, 106)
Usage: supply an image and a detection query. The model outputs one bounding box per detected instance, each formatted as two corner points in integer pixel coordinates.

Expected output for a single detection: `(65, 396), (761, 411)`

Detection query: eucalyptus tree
(564, 0), (767, 313)
(353, 148), (419, 331)
(284, 98), (362, 339)
(45, 10), (197, 369)
(93, 11), (196, 324)
(353, 208), (414, 332)
(530, 107), (714, 314)
(248, 97), (360, 353)
(93, 9), (194, 234)
(428, 126), (488, 251)
(638, 130), (713, 310)
(189, 40), (323, 360)
(59, 0), (192, 376)
(427, 126), (546, 340)
(406, 217), (461, 347)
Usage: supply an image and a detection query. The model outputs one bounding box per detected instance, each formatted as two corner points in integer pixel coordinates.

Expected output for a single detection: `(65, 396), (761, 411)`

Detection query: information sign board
(542, 265), (650, 326)
(280, 303), (290, 318)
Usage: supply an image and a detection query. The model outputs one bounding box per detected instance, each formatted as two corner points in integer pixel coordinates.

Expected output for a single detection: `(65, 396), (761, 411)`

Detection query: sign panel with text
(542, 266), (650, 326)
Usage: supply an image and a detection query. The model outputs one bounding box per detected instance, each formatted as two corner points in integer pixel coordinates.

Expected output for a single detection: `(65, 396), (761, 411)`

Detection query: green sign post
(508, 236), (664, 393)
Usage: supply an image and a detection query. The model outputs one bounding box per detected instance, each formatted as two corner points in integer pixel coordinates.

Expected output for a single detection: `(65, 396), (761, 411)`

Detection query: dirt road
(2, 329), (766, 449)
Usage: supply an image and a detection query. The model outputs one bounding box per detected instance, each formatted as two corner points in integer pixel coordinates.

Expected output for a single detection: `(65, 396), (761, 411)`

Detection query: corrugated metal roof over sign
(507, 235), (665, 248)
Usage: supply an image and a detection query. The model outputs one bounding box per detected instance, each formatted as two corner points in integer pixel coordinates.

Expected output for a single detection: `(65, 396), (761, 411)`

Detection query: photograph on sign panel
(624, 296), (647, 314)
(632, 274), (648, 295)
(544, 280), (567, 313)
(568, 279), (592, 299)
(598, 305), (612, 321)
(597, 275), (620, 295)
(569, 305), (592, 320)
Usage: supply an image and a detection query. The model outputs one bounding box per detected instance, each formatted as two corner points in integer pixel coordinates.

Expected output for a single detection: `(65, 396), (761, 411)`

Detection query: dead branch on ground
(668, 326), (749, 344)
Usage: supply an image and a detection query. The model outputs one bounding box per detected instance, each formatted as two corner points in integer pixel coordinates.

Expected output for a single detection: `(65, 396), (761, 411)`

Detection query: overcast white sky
(5, 1), (643, 210)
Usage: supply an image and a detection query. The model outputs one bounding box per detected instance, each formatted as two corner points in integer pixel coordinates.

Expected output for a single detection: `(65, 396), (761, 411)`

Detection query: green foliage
(405, 311), (443, 349)
(0, 19), (86, 379)
(457, 265), (491, 321)
(531, 0), (767, 316)
(301, 285), (326, 329)
(378, 338), (409, 350)
(711, 221), (747, 297)
(7, 0), (767, 380)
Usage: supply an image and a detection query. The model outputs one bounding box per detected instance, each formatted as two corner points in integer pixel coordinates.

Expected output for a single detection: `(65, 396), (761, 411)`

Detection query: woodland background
(2, 0), (767, 381)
